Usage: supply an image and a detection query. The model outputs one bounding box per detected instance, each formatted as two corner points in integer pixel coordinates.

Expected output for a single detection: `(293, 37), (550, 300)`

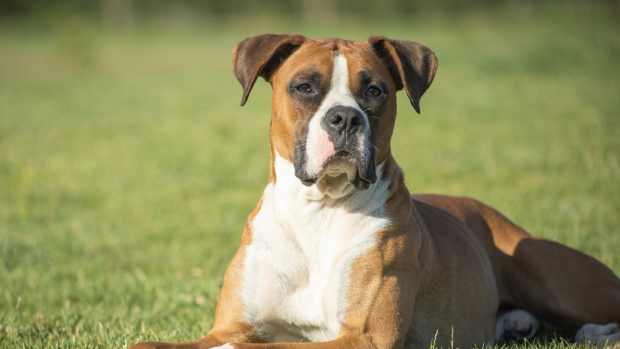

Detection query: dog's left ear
(369, 36), (438, 113)
(233, 34), (306, 106)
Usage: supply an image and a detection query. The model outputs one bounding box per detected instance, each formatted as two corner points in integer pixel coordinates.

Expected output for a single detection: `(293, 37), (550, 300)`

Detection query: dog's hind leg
(469, 200), (620, 345)
(413, 194), (620, 345)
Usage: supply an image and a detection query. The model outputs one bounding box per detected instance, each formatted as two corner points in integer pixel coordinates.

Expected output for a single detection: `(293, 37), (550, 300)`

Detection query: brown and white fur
(130, 34), (620, 349)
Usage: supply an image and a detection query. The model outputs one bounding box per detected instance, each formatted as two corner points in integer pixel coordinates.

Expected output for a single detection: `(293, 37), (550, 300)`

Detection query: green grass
(1, 6), (619, 349)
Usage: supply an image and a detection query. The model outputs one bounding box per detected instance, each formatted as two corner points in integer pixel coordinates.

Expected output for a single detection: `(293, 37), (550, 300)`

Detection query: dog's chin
(300, 155), (374, 199)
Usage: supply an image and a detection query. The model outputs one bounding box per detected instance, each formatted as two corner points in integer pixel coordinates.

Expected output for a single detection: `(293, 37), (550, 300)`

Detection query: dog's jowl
(130, 35), (620, 349)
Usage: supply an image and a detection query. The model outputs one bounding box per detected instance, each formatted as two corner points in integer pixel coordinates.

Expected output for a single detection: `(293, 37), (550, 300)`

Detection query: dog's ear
(369, 36), (438, 113)
(233, 34), (306, 106)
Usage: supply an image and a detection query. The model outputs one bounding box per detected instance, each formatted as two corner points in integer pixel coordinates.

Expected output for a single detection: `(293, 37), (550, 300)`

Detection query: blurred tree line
(2, 0), (618, 23)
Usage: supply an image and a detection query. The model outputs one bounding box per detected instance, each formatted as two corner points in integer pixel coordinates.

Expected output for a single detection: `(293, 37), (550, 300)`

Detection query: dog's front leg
(213, 273), (417, 349)
(128, 329), (253, 349)
(208, 334), (373, 349)
(130, 226), (419, 349)
(129, 334), (372, 349)
(215, 245), (418, 349)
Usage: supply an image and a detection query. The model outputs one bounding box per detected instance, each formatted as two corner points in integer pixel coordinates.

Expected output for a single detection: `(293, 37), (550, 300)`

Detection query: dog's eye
(365, 85), (383, 98)
(295, 83), (315, 95)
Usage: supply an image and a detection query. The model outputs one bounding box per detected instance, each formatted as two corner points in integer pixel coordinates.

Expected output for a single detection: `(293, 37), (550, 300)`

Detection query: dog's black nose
(322, 106), (364, 139)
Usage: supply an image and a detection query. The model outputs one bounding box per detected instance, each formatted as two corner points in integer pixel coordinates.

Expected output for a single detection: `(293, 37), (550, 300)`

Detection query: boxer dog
(130, 34), (620, 349)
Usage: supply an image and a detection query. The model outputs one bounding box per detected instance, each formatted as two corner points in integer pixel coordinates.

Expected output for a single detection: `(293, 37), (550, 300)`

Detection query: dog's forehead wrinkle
(315, 38), (351, 50)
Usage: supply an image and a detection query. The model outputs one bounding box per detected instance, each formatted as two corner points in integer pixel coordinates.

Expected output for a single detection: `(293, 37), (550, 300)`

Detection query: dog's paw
(495, 309), (539, 342)
(211, 344), (234, 349)
(576, 323), (620, 347)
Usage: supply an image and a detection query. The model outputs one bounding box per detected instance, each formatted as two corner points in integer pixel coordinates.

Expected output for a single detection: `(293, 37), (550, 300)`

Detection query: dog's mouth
(298, 150), (376, 191)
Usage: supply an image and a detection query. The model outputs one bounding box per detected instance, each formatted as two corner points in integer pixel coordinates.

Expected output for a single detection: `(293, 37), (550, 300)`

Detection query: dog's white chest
(240, 158), (390, 342)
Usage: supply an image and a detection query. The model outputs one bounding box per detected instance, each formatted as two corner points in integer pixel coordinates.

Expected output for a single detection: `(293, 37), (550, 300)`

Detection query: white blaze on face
(304, 54), (368, 177)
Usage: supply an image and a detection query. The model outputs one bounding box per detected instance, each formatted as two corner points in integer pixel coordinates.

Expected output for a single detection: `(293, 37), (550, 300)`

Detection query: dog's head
(233, 34), (437, 197)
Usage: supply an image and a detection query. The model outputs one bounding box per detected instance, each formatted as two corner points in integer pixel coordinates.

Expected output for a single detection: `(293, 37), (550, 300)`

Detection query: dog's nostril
(331, 114), (344, 127)
(350, 115), (361, 127)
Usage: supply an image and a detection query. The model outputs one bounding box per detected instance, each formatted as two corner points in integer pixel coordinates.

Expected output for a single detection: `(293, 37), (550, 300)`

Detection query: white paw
(576, 323), (620, 347)
(211, 344), (234, 349)
(495, 309), (540, 342)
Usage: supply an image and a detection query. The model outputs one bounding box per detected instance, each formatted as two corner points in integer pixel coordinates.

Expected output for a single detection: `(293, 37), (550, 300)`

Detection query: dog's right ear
(233, 34), (306, 106)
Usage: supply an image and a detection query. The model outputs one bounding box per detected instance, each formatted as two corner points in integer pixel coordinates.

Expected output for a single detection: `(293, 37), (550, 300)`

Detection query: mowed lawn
(1, 7), (619, 349)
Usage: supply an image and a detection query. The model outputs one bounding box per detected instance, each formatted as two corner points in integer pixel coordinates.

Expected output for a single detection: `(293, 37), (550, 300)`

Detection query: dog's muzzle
(295, 106), (377, 190)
